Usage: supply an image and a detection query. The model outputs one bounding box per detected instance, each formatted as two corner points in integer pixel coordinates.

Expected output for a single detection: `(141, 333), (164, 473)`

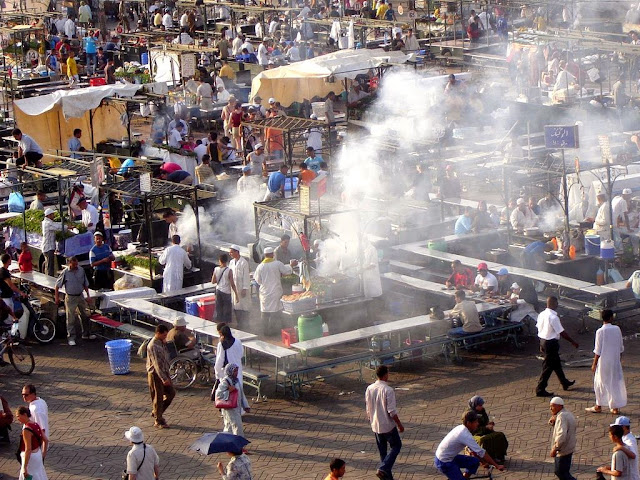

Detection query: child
(67, 55), (79, 85)
(18, 242), (32, 273)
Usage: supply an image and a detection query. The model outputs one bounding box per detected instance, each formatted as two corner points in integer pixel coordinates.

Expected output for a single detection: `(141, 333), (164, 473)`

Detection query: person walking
(15, 406), (48, 480)
(54, 256), (96, 346)
(365, 365), (404, 480)
(536, 296), (578, 397)
(609, 416), (639, 480)
(215, 363), (250, 436)
(434, 410), (505, 479)
(548, 397), (577, 480)
(22, 384), (49, 441)
(214, 323), (244, 403)
(597, 425), (630, 480)
(0, 393), (12, 444)
(124, 426), (160, 480)
(586, 309), (627, 415)
(229, 245), (250, 330)
(147, 324), (175, 429)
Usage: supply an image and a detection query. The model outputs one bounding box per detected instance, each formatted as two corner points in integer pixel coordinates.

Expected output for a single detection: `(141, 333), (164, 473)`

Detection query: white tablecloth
(142, 146), (199, 185)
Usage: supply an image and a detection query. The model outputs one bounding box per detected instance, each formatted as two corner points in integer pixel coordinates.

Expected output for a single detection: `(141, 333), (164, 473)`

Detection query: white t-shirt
(81, 204), (99, 232)
(29, 398), (49, 437)
(536, 308), (564, 340)
(19, 134), (43, 155)
(194, 143), (207, 163)
(622, 432), (640, 480)
(435, 424), (485, 462)
(168, 128), (183, 148)
(162, 13), (173, 28)
(474, 272), (498, 290)
(241, 41), (254, 53)
(179, 13), (188, 26)
(612, 196), (628, 223)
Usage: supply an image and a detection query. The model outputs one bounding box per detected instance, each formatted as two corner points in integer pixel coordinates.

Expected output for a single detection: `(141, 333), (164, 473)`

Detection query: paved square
(0, 317), (638, 480)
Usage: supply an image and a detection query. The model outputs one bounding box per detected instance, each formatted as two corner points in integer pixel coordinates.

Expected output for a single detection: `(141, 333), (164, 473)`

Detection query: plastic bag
(113, 274), (143, 291)
(7, 192), (25, 213)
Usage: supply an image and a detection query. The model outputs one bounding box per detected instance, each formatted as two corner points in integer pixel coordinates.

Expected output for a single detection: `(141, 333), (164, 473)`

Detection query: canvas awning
(250, 48), (409, 107)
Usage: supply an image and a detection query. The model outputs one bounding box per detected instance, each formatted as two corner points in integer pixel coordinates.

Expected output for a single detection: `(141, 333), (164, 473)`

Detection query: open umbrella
(190, 432), (250, 455)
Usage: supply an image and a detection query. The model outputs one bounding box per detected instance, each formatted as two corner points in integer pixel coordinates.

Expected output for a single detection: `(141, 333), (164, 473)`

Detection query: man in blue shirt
(303, 146), (323, 173)
(89, 231), (115, 290)
(83, 33), (98, 74)
(522, 240), (553, 269)
(454, 207), (474, 235)
(68, 128), (85, 159)
(264, 165), (288, 201)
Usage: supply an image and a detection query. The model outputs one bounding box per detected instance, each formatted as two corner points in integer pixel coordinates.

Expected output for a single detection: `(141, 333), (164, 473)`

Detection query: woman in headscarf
(467, 395), (508, 463)
(214, 323), (244, 386)
(215, 363), (250, 436)
(217, 449), (253, 480)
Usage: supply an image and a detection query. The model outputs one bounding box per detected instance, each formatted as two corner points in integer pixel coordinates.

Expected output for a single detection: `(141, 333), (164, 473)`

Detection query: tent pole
(89, 108), (95, 150)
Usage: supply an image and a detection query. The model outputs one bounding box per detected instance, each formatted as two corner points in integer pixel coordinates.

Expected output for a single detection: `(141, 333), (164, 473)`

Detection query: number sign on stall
(544, 125), (579, 149)
(181, 53), (196, 78)
(140, 172), (152, 193)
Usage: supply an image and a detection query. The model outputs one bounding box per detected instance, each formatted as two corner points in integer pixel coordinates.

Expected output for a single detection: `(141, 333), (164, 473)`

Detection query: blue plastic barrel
(105, 339), (132, 375)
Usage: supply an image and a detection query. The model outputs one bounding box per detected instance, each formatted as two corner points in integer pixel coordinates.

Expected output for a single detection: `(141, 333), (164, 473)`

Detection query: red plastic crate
(196, 295), (216, 321)
(90, 77), (106, 87)
(281, 327), (298, 347)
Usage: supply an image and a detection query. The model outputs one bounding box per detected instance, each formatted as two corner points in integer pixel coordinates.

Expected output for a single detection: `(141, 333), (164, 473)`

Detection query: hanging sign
(181, 53), (196, 78)
(544, 125), (579, 149)
(140, 172), (152, 193)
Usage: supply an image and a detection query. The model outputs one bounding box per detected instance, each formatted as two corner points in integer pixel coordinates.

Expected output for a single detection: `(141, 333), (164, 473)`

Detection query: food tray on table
(281, 296), (317, 313)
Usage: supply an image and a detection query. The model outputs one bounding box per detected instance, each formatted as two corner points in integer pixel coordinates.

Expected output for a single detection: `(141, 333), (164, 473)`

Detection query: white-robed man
(253, 246), (296, 336)
(229, 245), (250, 330)
(158, 235), (191, 293)
(434, 410), (505, 479)
(586, 309), (627, 414)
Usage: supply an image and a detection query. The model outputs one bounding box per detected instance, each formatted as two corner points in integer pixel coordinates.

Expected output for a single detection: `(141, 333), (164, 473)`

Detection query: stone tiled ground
(0, 317), (638, 480)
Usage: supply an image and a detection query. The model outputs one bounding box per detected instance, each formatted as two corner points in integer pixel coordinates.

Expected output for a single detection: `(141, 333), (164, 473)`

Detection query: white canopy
(250, 48), (409, 106)
(14, 83), (142, 119)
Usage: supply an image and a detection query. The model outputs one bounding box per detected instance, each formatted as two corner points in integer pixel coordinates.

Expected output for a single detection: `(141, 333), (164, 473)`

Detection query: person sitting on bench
(448, 290), (483, 336)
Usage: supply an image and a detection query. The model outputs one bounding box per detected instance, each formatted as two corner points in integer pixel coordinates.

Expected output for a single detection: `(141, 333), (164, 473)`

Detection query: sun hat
(124, 426), (144, 444)
(173, 316), (187, 327)
(44, 208), (56, 216)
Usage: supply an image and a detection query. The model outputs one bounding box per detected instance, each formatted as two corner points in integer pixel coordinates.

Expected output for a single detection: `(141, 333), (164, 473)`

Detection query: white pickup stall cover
(14, 83), (142, 118)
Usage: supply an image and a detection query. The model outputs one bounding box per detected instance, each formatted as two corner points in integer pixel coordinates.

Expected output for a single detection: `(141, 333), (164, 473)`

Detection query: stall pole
(194, 187), (202, 268)
(561, 149), (570, 255)
(20, 182), (26, 243)
(145, 193), (154, 281)
(89, 108), (95, 150)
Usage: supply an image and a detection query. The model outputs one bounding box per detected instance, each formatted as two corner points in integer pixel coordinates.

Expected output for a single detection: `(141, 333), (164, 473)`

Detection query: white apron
(253, 259), (292, 312)
(159, 244), (192, 293)
(230, 256), (251, 311)
(594, 323), (627, 409)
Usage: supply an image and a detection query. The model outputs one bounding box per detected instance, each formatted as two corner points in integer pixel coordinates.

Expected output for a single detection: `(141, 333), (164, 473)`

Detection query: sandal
(611, 409), (621, 415)
(154, 422), (170, 429)
(585, 406), (602, 413)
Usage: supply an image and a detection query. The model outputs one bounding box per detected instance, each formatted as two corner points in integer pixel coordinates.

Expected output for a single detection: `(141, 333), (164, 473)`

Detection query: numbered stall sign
(544, 125), (580, 149)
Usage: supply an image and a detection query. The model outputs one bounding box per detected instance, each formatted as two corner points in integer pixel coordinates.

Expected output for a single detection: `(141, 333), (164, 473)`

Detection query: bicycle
(16, 285), (56, 344)
(0, 325), (35, 375)
(168, 343), (216, 390)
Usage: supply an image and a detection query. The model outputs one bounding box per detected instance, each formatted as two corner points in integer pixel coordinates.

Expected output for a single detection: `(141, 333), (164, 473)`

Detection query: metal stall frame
(100, 176), (202, 281)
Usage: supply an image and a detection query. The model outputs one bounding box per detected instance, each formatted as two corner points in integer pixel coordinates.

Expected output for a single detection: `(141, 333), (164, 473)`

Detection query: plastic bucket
(428, 240), (447, 252)
(600, 239), (615, 259)
(585, 234), (600, 256)
(105, 339), (132, 375)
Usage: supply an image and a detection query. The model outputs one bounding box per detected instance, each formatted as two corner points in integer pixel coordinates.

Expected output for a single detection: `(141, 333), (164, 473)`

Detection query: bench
(243, 367), (270, 401)
(243, 339), (300, 393)
(447, 320), (524, 362)
(277, 351), (374, 399)
(117, 323), (154, 343)
(90, 314), (123, 339)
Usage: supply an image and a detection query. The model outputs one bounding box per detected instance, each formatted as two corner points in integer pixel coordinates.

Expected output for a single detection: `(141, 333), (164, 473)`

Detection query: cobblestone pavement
(0, 318), (638, 480)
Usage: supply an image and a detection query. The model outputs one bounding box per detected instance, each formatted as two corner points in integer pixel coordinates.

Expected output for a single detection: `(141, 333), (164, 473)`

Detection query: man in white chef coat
(229, 245), (251, 331)
(158, 235), (192, 293)
(253, 246), (296, 336)
(586, 309), (627, 415)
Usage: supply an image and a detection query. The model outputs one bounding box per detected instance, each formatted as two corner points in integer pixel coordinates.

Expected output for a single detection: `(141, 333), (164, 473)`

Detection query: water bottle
(322, 322), (329, 337)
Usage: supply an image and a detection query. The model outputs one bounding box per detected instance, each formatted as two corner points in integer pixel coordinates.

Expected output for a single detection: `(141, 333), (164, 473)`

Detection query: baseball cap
(516, 198), (525, 206)
(550, 396), (564, 406)
(254, 143), (264, 150)
(264, 247), (275, 254)
(497, 267), (509, 276)
(44, 208), (56, 216)
(477, 262), (488, 270)
(611, 416), (631, 427)
(93, 231), (104, 237)
(511, 282), (520, 290)
(268, 97), (276, 104)
(242, 165), (251, 173)
(622, 188), (632, 195)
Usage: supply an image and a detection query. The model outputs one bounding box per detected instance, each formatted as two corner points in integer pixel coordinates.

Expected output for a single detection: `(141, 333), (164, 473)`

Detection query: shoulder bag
(214, 380), (239, 409)
(122, 444), (146, 480)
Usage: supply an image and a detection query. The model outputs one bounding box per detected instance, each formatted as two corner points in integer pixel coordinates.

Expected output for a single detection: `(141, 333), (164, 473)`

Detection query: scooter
(12, 286), (56, 344)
